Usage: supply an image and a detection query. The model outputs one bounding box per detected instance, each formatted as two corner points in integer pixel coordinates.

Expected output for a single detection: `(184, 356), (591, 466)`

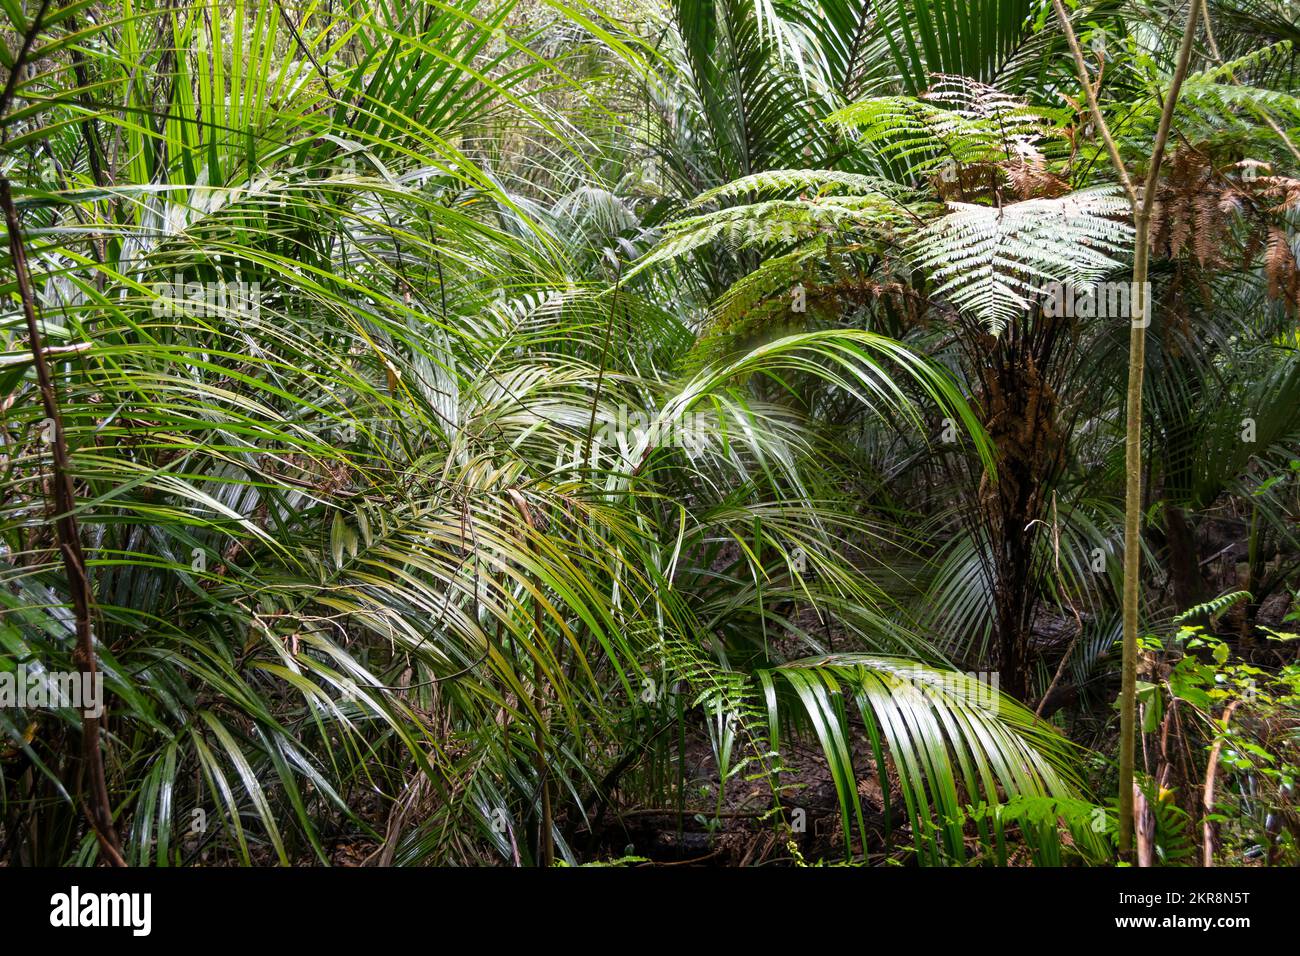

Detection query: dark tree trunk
(975, 337), (1067, 703)
(1165, 504), (1205, 612)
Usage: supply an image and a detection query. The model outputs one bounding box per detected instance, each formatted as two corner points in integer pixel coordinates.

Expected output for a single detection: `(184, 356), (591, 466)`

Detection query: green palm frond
(3, 0), (1294, 872)
(760, 654), (1107, 864)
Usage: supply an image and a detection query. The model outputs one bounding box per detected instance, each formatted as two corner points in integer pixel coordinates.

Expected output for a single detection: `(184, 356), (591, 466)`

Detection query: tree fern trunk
(1164, 504), (1206, 612)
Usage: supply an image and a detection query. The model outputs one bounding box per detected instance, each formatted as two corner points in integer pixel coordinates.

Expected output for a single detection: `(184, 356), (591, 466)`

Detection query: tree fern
(691, 169), (916, 206)
(632, 193), (918, 275)
(906, 186), (1134, 332)
(827, 76), (1063, 180)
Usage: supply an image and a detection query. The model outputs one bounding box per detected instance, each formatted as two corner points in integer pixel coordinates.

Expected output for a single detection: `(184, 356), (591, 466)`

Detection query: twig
(1, 179), (124, 866)
(1035, 618), (1083, 718)
(1035, 494), (1083, 717)
(1202, 700), (1240, 867)
(1047, 0), (1137, 206)
(0, 0), (53, 135)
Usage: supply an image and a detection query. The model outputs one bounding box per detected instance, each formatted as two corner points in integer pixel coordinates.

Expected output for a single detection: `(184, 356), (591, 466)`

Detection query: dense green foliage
(0, 0), (1296, 866)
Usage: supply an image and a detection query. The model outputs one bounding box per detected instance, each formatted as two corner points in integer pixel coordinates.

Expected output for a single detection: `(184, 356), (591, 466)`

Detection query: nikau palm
(0, 0), (1296, 868)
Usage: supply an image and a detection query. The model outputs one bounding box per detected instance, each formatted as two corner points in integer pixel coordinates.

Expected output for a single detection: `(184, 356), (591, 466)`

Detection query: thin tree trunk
(1049, 0), (1202, 862)
(1117, 216), (1151, 862)
(1202, 701), (1240, 866)
(0, 180), (124, 865)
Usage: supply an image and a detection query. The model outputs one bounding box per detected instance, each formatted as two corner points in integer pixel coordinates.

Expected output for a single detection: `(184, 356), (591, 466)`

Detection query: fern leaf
(907, 186), (1133, 332)
(691, 169), (913, 207)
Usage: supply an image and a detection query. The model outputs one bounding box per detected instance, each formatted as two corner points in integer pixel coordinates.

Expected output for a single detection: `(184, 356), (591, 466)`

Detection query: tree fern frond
(907, 186), (1134, 332)
(827, 76), (1060, 178)
(1111, 70), (1300, 158)
(1200, 39), (1295, 82)
(1181, 76), (1300, 124)
(633, 194), (916, 275)
(1173, 590), (1253, 625)
(691, 168), (914, 207)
